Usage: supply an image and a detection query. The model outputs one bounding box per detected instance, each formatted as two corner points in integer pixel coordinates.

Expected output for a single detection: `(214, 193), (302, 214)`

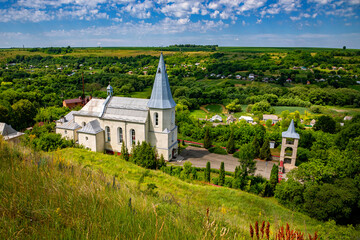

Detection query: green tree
(11, 99), (37, 130)
(252, 136), (261, 158)
(259, 139), (272, 161)
(303, 179), (358, 223)
(205, 162), (211, 182)
(252, 100), (272, 113)
(237, 143), (256, 177)
(204, 127), (212, 149)
(313, 115), (336, 133)
(270, 164), (279, 191)
(131, 141), (157, 169)
(226, 129), (236, 154)
(265, 119), (273, 128)
(226, 99), (242, 112)
(158, 154), (166, 169)
(219, 162), (225, 186)
(121, 141), (129, 161)
(34, 106), (69, 123)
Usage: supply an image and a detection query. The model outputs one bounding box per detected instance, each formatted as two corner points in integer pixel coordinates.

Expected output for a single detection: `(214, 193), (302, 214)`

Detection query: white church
(56, 54), (178, 161)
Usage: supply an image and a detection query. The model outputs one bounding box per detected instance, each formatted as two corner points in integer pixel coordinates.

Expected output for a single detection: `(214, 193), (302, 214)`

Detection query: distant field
(189, 110), (208, 119)
(218, 47), (354, 53)
(273, 106), (308, 115)
(125, 87), (152, 99)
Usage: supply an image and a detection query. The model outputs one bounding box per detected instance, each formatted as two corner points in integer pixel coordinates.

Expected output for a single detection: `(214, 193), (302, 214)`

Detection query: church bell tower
(147, 53), (177, 161)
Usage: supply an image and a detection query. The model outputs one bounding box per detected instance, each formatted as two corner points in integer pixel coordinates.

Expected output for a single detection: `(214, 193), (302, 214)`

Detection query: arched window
(82, 122), (86, 127)
(154, 112), (159, 126)
(131, 129), (135, 145)
(105, 126), (110, 142)
(172, 132), (174, 143)
(118, 127), (123, 143)
(171, 111), (175, 125)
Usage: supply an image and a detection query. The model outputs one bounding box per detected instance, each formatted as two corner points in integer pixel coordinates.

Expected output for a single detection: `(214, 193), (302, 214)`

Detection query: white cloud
(122, 0), (153, 19)
(0, 8), (53, 22)
(308, 0), (332, 4)
(256, 18), (262, 24)
(277, 0), (301, 12)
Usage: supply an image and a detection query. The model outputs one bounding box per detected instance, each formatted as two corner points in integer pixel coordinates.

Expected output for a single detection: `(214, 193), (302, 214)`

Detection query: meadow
(1, 139), (358, 239)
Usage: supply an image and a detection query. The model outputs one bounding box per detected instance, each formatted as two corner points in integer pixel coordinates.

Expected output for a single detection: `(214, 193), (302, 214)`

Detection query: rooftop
(147, 53), (176, 109)
(282, 120), (300, 139)
(77, 120), (103, 135)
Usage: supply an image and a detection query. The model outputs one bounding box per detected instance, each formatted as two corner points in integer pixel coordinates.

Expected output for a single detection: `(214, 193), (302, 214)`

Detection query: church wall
(78, 132), (104, 152)
(74, 115), (99, 128)
(56, 128), (80, 142)
(100, 119), (147, 153)
(149, 108), (175, 132)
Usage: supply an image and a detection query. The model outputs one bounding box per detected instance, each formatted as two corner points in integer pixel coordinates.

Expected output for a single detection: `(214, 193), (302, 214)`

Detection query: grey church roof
(74, 99), (106, 117)
(147, 53), (176, 109)
(77, 120), (103, 135)
(56, 111), (78, 123)
(282, 120), (300, 139)
(56, 121), (81, 130)
(0, 122), (24, 140)
(108, 97), (149, 111)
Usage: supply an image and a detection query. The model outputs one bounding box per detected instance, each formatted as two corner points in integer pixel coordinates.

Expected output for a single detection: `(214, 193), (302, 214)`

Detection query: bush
(208, 146), (227, 155)
(212, 177), (219, 185)
(232, 151), (240, 158)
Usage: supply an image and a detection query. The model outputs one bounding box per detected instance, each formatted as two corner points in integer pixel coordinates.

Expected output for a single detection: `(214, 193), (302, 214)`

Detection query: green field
(189, 109), (209, 119)
(273, 106), (308, 115)
(205, 104), (223, 113)
(125, 86), (152, 99)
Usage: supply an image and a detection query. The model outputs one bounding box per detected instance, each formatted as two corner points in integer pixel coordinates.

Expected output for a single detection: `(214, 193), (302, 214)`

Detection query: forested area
(1, 49), (360, 130)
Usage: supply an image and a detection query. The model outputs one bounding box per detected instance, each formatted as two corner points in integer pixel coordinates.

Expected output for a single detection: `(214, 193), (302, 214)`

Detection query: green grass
(205, 104), (223, 113)
(128, 86), (152, 99)
(189, 109), (209, 119)
(273, 106), (308, 115)
(1, 140), (358, 239)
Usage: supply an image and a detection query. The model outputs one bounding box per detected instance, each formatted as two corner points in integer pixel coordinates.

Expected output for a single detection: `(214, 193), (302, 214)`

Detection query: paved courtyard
(171, 146), (277, 179)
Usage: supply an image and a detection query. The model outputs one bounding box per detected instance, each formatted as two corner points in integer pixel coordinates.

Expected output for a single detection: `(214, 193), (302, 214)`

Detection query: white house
(56, 54), (178, 161)
(249, 73), (255, 80)
(210, 115), (223, 122)
(0, 122), (24, 142)
(239, 116), (254, 123)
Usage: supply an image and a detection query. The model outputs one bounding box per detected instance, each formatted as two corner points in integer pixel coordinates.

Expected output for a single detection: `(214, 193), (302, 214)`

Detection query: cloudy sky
(0, 0), (359, 48)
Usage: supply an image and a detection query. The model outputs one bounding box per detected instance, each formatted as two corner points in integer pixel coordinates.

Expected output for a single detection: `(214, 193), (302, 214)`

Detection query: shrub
(204, 127), (212, 149)
(212, 177), (219, 185)
(219, 162), (225, 186)
(208, 146), (227, 155)
(205, 162), (211, 182)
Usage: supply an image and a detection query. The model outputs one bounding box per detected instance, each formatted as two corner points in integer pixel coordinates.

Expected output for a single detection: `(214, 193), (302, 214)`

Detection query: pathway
(171, 146), (277, 180)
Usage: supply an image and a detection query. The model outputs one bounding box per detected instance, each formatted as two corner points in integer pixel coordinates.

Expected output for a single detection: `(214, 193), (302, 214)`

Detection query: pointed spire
(282, 119), (300, 139)
(147, 53), (176, 109)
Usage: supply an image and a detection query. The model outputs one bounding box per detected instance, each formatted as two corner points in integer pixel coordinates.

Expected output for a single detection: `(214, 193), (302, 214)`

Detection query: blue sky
(0, 0), (359, 48)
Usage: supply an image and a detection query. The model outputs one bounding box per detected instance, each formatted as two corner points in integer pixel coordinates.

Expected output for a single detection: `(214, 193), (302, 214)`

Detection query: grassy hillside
(0, 140), (358, 239)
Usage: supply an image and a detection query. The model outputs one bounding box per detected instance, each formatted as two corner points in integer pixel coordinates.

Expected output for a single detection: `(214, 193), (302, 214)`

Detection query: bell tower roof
(147, 53), (176, 109)
(282, 119), (300, 139)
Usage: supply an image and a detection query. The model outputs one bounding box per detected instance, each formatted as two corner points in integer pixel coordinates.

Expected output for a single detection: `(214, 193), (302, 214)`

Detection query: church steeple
(147, 53), (176, 109)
